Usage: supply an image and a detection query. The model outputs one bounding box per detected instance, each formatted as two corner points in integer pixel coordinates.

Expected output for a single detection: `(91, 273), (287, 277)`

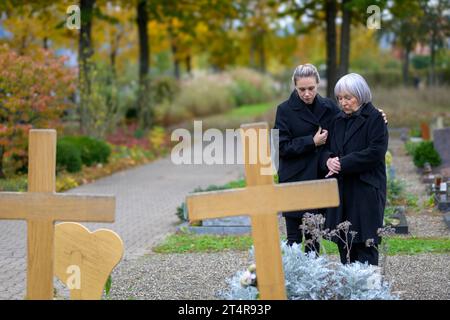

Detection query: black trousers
(285, 216), (320, 254)
(337, 242), (379, 266)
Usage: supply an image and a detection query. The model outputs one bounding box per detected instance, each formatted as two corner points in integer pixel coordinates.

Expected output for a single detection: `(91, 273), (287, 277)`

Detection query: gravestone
(181, 216), (252, 235)
(430, 117), (444, 140)
(431, 128), (450, 216)
(186, 122), (339, 300)
(0, 130), (116, 300)
(433, 128), (450, 173)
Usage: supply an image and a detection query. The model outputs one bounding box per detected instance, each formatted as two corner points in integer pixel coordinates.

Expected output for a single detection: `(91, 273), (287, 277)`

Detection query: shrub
(229, 68), (277, 106)
(220, 242), (398, 300)
(0, 175), (27, 191)
(412, 141), (441, 168)
(56, 140), (82, 173)
(60, 136), (111, 166)
(150, 76), (180, 104)
(0, 46), (76, 176)
(405, 141), (420, 156)
(56, 176), (79, 192)
(82, 63), (127, 138)
(409, 127), (422, 138)
(387, 178), (406, 206)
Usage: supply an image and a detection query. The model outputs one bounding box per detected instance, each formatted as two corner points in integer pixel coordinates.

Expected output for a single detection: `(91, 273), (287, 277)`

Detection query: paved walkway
(0, 139), (244, 299)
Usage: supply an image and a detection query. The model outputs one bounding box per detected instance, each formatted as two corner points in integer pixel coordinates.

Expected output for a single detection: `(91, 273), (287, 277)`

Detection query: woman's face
(295, 77), (318, 105)
(337, 92), (360, 114)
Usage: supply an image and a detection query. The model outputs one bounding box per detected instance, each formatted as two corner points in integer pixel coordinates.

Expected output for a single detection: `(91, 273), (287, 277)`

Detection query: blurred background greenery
(0, 0), (449, 180)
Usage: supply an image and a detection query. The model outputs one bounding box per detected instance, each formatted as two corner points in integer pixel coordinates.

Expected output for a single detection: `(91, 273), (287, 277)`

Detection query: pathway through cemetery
(0, 138), (244, 299)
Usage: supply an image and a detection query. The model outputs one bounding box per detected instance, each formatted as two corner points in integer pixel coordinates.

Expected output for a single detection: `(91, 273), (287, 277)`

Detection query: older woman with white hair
(321, 73), (388, 266)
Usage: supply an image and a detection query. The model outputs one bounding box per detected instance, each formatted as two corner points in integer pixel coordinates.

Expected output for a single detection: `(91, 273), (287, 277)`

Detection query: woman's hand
(378, 108), (388, 124)
(313, 127), (328, 146)
(326, 157), (341, 174)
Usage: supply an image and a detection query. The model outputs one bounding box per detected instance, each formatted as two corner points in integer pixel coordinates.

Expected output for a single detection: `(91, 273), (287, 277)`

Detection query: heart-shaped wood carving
(54, 222), (124, 300)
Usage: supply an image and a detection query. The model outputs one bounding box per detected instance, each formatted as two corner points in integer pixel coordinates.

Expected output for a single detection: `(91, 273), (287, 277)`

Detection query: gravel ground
(384, 253), (450, 300)
(106, 251), (251, 300)
(98, 250), (449, 300)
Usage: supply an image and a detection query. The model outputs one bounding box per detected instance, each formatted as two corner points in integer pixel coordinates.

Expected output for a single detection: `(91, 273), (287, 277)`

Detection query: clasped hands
(313, 126), (328, 146)
(325, 157), (341, 178)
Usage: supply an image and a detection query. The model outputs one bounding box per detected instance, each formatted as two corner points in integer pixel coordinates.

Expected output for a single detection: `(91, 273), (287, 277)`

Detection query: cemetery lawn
(153, 233), (450, 256)
(197, 102), (276, 130)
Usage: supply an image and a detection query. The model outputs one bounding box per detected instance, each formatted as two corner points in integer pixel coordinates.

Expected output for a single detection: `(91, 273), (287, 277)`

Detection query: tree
(79, 0), (96, 134)
(419, 0), (450, 85)
(385, 0), (424, 86)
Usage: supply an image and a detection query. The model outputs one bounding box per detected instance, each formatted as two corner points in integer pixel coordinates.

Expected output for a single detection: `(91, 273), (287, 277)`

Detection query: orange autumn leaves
(0, 45), (76, 170)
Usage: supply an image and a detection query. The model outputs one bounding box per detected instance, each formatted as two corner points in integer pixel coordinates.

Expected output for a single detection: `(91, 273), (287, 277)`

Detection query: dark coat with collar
(320, 102), (389, 244)
(274, 90), (340, 218)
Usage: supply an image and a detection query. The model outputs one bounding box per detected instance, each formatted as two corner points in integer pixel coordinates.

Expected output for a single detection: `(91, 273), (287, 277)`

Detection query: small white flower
(240, 271), (253, 287)
(239, 268), (257, 288)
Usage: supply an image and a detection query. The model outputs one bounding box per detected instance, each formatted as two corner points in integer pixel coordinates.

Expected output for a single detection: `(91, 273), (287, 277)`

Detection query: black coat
(320, 102), (389, 244)
(274, 90), (340, 218)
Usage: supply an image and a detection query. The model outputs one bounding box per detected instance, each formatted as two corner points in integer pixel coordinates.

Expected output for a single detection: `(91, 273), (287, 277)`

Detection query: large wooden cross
(0, 129), (115, 300)
(187, 122), (339, 300)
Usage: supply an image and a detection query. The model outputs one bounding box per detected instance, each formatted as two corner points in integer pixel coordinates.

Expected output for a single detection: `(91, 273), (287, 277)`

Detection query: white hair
(292, 64), (320, 85)
(334, 73), (372, 104)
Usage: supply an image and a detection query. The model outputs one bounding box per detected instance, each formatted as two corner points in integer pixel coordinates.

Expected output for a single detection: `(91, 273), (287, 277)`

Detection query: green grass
(153, 233), (253, 253)
(199, 101), (277, 130)
(227, 103), (274, 118)
(153, 233), (450, 256)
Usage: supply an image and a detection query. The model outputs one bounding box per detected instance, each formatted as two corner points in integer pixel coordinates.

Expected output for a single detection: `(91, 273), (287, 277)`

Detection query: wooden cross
(0, 129), (115, 300)
(186, 122), (339, 300)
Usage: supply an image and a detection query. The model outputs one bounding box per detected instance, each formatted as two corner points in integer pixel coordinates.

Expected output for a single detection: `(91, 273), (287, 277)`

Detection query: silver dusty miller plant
(220, 214), (399, 300)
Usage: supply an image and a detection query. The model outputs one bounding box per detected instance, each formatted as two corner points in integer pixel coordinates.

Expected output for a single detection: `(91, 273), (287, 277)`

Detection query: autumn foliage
(0, 45), (76, 176)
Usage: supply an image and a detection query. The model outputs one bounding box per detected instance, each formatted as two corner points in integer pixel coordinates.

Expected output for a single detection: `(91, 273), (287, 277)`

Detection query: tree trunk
(338, 0), (351, 78)
(402, 46), (411, 86)
(43, 36), (49, 49)
(171, 41), (180, 80)
(185, 54), (192, 76)
(0, 146), (5, 179)
(430, 33), (436, 86)
(249, 34), (256, 70)
(259, 30), (266, 73)
(137, 0), (152, 128)
(110, 30), (122, 79)
(78, 0), (95, 135)
(325, 0), (338, 98)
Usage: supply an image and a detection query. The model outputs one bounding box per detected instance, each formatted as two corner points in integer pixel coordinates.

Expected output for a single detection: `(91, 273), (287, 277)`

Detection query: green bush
(56, 140), (82, 173)
(409, 127), (422, 138)
(404, 141), (420, 156)
(229, 68), (277, 106)
(387, 178), (406, 206)
(0, 175), (28, 191)
(412, 141), (441, 168)
(150, 75), (180, 104)
(58, 136), (111, 167)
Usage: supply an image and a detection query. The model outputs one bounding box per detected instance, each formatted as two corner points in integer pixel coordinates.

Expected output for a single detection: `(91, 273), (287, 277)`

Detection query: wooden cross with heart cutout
(0, 130), (118, 299)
